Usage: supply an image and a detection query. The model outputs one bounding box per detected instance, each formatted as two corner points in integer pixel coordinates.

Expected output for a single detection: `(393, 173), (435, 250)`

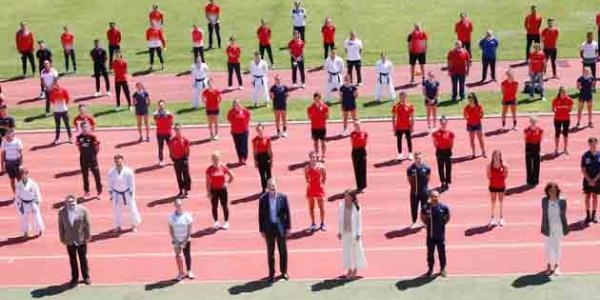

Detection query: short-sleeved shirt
(432, 130), (454, 150)
(422, 202), (450, 240)
(76, 133), (99, 161)
(350, 131), (368, 149)
(525, 13), (542, 35)
(501, 80), (519, 102)
(206, 165), (231, 190)
(581, 41), (599, 60)
(407, 163), (431, 195)
(423, 80), (439, 99)
(307, 103), (329, 129)
(541, 28), (559, 49)
(257, 25), (271, 46)
(226, 45), (241, 64)
(489, 164), (507, 188)
(392, 103), (414, 130)
(168, 136), (190, 160)
(291, 8), (307, 27)
(0, 115), (16, 137)
(133, 91), (150, 113)
(344, 38), (362, 61)
(578, 76), (594, 100)
(253, 136), (271, 154)
(270, 84), (288, 110)
(464, 105), (483, 126)
(339, 85), (357, 106)
(169, 212), (193, 243)
(202, 88), (221, 111)
(227, 108), (251, 134)
(581, 151), (600, 178)
(321, 24), (335, 44)
(524, 127), (543, 144)
(1, 138), (23, 161)
(455, 20), (473, 43)
(112, 59), (128, 82)
(407, 30), (427, 53)
(552, 95), (573, 121)
(529, 50), (546, 73)
(40, 68), (59, 89)
(288, 39), (304, 58)
(447, 48), (470, 75)
(153, 111), (173, 136)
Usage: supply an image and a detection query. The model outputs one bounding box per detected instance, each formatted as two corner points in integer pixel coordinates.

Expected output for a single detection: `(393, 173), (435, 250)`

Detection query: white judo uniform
(324, 55), (345, 102)
(374, 59), (396, 101)
(191, 62), (209, 109)
(108, 166), (142, 229)
(250, 59), (270, 105)
(15, 178), (45, 235)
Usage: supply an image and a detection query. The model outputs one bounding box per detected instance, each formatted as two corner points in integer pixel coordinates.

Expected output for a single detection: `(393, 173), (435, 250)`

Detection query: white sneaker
(106, 91), (112, 97)
(300, 83), (306, 89)
(408, 153), (414, 161)
(228, 86), (233, 91)
(222, 221), (230, 230)
(187, 271), (195, 279)
(489, 218), (497, 227)
(341, 129), (349, 137)
(93, 92), (101, 97)
(115, 106), (122, 111)
(213, 221), (221, 229)
(427, 128), (433, 133)
(541, 97), (547, 101)
(309, 223), (317, 231)
(410, 223), (419, 229)
(396, 153), (404, 160)
(282, 131), (288, 138)
(292, 83), (298, 88)
(158, 160), (164, 166)
(176, 273), (185, 281)
(38, 92), (45, 99)
(499, 218), (505, 227)
(239, 86), (244, 90)
(213, 135), (220, 140)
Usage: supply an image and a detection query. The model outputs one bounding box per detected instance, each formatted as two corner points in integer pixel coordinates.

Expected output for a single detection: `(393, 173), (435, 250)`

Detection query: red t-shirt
(107, 28), (121, 46)
(168, 136), (190, 160)
(112, 59), (128, 82)
(288, 39), (304, 58)
(226, 45), (241, 64)
(205, 3), (220, 16)
(321, 24), (335, 44)
(61, 32), (75, 49)
(153, 111), (173, 135)
(392, 103), (414, 130)
(524, 127), (543, 144)
(257, 25), (271, 46)
(597, 13), (600, 27)
(408, 30), (427, 53)
(529, 50), (546, 73)
(192, 28), (203, 43)
(552, 95), (573, 121)
(501, 80), (518, 102)
(206, 165), (230, 190)
(464, 105), (483, 126)
(202, 88), (221, 111)
(149, 10), (164, 24)
(252, 136), (271, 154)
(49, 87), (70, 104)
(455, 20), (473, 43)
(432, 130), (454, 150)
(146, 27), (166, 47)
(525, 13), (542, 35)
(489, 165), (506, 188)
(541, 28), (559, 49)
(15, 30), (35, 52)
(307, 103), (329, 129)
(447, 48), (471, 75)
(73, 114), (96, 130)
(227, 108), (251, 134)
(350, 131), (368, 148)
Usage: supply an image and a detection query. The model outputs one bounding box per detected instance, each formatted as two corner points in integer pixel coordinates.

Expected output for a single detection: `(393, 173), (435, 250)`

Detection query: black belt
(194, 78), (206, 88)
(253, 75), (265, 86)
(194, 77), (206, 82)
(328, 72), (340, 83)
(113, 189), (130, 205)
(378, 72), (389, 84)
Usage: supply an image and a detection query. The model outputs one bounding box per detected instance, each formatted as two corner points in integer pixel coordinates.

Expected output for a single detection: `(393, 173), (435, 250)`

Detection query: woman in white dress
(337, 190), (366, 278)
(541, 182), (569, 276)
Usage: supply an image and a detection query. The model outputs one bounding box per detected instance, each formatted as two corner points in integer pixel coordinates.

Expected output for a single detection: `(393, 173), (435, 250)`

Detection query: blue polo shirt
(479, 37), (499, 59)
(407, 163), (431, 195)
(581, 150), (600, 178)
(422, 202), (450, 240)
(577, 76), (594, 101)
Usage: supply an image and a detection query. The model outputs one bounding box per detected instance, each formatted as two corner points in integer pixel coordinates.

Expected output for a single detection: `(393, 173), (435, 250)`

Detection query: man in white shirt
(1, 129), (23, 196)
(291, 1), (307, 41)
(250, 51), (270, 107)
(191, 57), (209, 109)
(39, 60), (59, 115)
(344, 31), (363, 86)
(15, 167), (44, 237)
(580, 31), (599, 84)
(169, 198), (194, 281)
(108, 154), (141, 232)
(324, 48), (345, 103)
(374, 52), (396, 102)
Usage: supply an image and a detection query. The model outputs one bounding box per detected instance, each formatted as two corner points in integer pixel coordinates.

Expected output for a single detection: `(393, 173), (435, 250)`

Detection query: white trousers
(191, 80), (207, 108)
(325, 73), (342, 102)
(545, 223), (563, 265)
(374, 74), (396, 101)
(251, 76), (270, 104)
(19, 202), (45, 235)
(111, 192), (142, 228)
(341, 232), (367, 270)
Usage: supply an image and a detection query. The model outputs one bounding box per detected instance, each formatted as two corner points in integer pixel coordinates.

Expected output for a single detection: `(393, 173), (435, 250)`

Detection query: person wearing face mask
(108, 154), (141, 233)
(58, 195), (92, 286)
(15, 167), (44, 238)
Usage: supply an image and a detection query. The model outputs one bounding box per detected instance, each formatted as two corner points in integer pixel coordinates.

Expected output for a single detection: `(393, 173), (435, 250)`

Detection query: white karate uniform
(374, 59), (396, 101)
(324, 56), (345, 102)
(15, 178), (45, 235)
(337, 202), (367, 270)
(545, 200), (563, 265)
(191, 62), (209, 108)
(108, 166), (142, 228)
(250, 59), (270, 104)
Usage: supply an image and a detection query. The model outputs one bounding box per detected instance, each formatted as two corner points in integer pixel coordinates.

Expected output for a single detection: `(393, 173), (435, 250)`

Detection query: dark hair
(468, 93), (479, 106)
(344, 189), (360, 211)
(114, 154), (124, 160)
(589, 137), (598, 143)
(544, 182), (561, 198)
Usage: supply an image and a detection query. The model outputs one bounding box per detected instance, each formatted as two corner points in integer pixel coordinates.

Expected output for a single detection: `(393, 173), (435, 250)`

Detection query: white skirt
(341, 232), (367, 270)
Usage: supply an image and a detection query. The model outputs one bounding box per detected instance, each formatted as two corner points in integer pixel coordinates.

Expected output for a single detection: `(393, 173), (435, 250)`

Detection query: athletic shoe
(222, 221), (230, 230)
(213, 221), (221, 229)
(106, 91), (112, 97)
(440, 269), (447, 278)
(228, 86), (234, 91)
(83, 192), (92, 199)
(425, 268), (433, 277)
(281, 273), (289, 281)
(396, 153), (404, 161)
(319, 223), (326, 231)
(309, 223), (317, 232)
(408, 153), (414, 161)
(300, 83), (306, 89)
(292, 83), (298, 88)
(83, 278), (91, 285)
(132, 226), (138, 233)
(145, 137), (151, 142)
(213, 135), (220, 140)
(176, 273), (185, 281)
(593, 215), (599, 223)
(488, 218), (497, 227)
(541, 97), (546, 101)
(158, 160), (164, 167)
(45, 112), (52, 117)
(53, 139), (59, 145)
(93, 92), (101, 97)
(138, 137), (143, 143)
(239, 86), (244, 90)
(282, 131), (288, 138)
(410, 78), (415, 84)
(409, 223), (419, 229)
(38, 92), (45, 99)
(341, 129), (349, 137)
(553, 268), (561, 276)
(575, 122), (580, 128)
(68, 138), (73, 144)
(357, 82), (363, 87)
(115, 106), (122, 112)
(589, 122), (594, 128)
(187, 271), (195, 279)
(128, 106), (133, 112)
(427, 128), (433, 134)
(498, 218), (505, 227)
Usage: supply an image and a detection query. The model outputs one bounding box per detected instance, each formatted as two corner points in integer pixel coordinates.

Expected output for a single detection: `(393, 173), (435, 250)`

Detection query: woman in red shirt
(500, 69), (518, 130)
(524, 116), (543, 186)
(552, 86), (573, 155)
(463, 93), (486, 158)
(112, 51), (131, 110)
(350, 120), (368, 192)
(227, 99), (251, 164)
(321, 17), (336, 60)
(392, 92), (414, 161)
(487, 150), (508, 227)
(252, 123), (273, 192)
(206, 151), (234, 230)
(305, 151), (327, 232)
(202, 79), (222, 140)
(226, 36), (242, 90)
(307, 92), (329, 160)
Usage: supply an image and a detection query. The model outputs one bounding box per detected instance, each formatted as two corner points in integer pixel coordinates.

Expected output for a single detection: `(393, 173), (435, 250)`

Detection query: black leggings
(481, 57), (496, 81)
(63, 49), (77, 72)
(108, 45), (120, 68)
(210, 188), (229, 221)
(80, 160), (102, 194)
(436, 149), (452, 185)
(193, 46), (205, 63)
(395, 130), (413, 153)
(149, 47), (164, 66)
(115, 81), (131, 107)
(208, 23), (221, 48)
(94, 66), (110, 93)
(259, 44), (274, 65)
(410, 193), (428, 223)
(352, 148), (367, 190)
(256, 152), (272, 191)
(227, 63), (242, 87)
(53, 112), (72, 140)
(554, 120), (570, 138)
(157, 134), (171, 161)
(347, 60), (362, 84)
(525, 144), (541, 185)
(323, 43), (335, 60)
(173, 158), (191, 193)
(20, 51), (35, 75)
(544, 48), (557, 76)
(525, 34), (541, 61)
(294, 26), (305, 41)
(291, 57), (305, 84)
(232, 131), (249, 160)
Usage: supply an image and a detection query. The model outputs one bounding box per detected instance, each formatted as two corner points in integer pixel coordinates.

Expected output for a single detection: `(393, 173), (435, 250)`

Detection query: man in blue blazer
(259, 178), (291, 282)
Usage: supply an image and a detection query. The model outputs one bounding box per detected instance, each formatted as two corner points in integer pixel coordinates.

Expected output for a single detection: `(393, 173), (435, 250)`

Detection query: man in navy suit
(259, 178), (291, 282)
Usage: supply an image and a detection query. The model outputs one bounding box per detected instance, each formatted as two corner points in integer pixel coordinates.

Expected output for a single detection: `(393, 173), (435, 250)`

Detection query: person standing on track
(133, 82), (151, 142)
(191, 56), (209, 110)
(421, 190), (450, 278)
(250, 51), (270, 107)
(344, 31), (363, 86)
(580, 32), (598, 90)
(350, 121), (368, 192)
(153, 99), (174, 166)
(524, 116), (543, 186)
(39, 60), (59, 116)
(464, 93), (486, 158)
(15, 167), (44, 238)
(581, 137), (600, 224)
(206, 151), (234, 230)
(253, 123), (273, 193)
(500, 69), (519, 130)
(321, 17), (336, 60)
(73, 103), (96, 134)
(202, 79), (222, 140)
(407, 152), (431, 229)
(15, 21), (36, 76)
(257, 19), (274, 67)
(270, 74), (290, 138)
(226, 37), (243, 90)
(1, 129), (23, 196)
(191, 24), (205, 63)
(291, 1), (307, 41)
(324, 48), (344, 104)
(169, 198), (194, 281)
(106, 22), (121, 68)
(455, 12), (473, 56)
(422, 71), (439, 132)
(447, 41), (471, 102)
(541, 18), (559, 79)
(58, 195), (92, 286)
(541, 182), (569, 276)
(227, 99), (251, 164)
(305, 151), (327, 232)
(339, 75), (358, 137)
(76, 122), (102, 199)
(432, 116), (454, 191)
(374, 52), (395, 103)
(307, 92), (329, 160)
(112, 51), (131, 111)
(392, 92), (415, 161)
(205, 0), (221, 49)
(60, 26), (77, 73)
(146, 24), (166, 71)
(148, 3), (164, 29)
(407, 23), (428, 84)
(487, 150), (508, 227)
(528, 43), (546, 101)
(49, 80), (73, 144)
(288, 30), (305, 88)
(0, 104), (16, 140)
(551, 87), (573, 155)
(108, 154), (141, 232)
(479, 30), (499, 82)
(524, 4), (543, 61)
(90, 39), (111, 98)
(337, 190), (367, 279)
(35, 41), (53, 98)
(169, 124), (191, 198)
(576, 67), (595, 128)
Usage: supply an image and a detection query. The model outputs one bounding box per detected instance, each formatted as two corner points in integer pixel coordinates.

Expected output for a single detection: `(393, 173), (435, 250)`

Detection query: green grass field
(1, 0), (598, 77)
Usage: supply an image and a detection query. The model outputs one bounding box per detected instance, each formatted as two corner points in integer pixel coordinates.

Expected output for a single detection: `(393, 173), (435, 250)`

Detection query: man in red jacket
(15, 21), (36, 76)
(106, 22), (122, 69)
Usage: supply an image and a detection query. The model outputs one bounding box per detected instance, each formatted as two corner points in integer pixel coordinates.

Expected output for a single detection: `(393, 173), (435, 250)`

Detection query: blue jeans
(451, 74), (466, 101)
(529, 72), (544, 97)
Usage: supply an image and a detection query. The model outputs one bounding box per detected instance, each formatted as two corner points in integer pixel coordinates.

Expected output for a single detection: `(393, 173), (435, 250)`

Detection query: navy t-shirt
(423, 80), (439, 100)
(577, 76), (594, 100)
(270, 85), (289, 110)
(581, 150), (600, 178)
(133, 91), (150, 114)
(422, 202), (450, 240)
(340, 84), (357, 106)
(407, 163), (431, 195)
(0, 115), (15, 138)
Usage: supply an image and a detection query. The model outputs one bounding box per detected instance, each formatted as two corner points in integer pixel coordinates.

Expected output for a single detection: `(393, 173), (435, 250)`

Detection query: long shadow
(278, 46), (289, 51)
(54, 169), (81, 178)
(568, 221), (589, 232)
(1, 75), (26, 83)
(231, 192), (262, 205)
(385, 227), (422, 239)
(395, 83), (418, 91)
(395, 273), (437, 290)
(307, 66), (324, 73)
(17, 97), (42, 105)
(135, 164), (163, 174)
(93, 109), (120, 118)
(451, 155), (474, 164)
(73, 95), (97, 103)
(506, 184), (535, 196)
(512, 272), (550, 288)
(324, 135), (346, 142)
(132, 69), (154, 77)
(327, 192), (345, 202)
(190, 138), (211, 146)
(311, 276), (360, 291)
(0, 199), (14, 207)
(246, 104), (267, 111)
(373, 158), (404, 168)
(175, 70), (191, 77)
(24, 113), (49, 123)
(177, 107), (203, 115)
(516, 97), (541, 105)
(191, 227), (219, 238)
(90, 228), (132, 243)
(464, 225), (493, 236)
(226, 162), (245, 169)
(325, 100), (341, 107)
(30, 282), (75, 298)
(30, 142), (60, 151)
(437, 99), (460, 107)
(228, 278), (272, 295)
(147, 196), (178, 208)
(115, 140), (142, 149)
(287, 161), (308, 171)
(52, 197), (93, 209)
(136, 50), (150, 55)
(220, 88), (236, 94)
(541, 152), (560, 162)
(509, 61), (529, 68)
(412, 131), (428, 139)
(569, 126), (586, 134)
(144, 279), (179, 291)
(0, 236), (35, 247)
(363, 99), (392, 107)
(287, 229), (315, 240)
(466, 81), (490, 88)
(485, 128), (508, 137)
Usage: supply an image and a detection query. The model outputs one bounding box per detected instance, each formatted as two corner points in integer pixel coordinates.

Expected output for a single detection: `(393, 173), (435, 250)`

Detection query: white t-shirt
(169, 212), (193, 242)
(291, 8), (307, 27)
(344, 39), (363, 61)
(581, 41), (599, 59)
(1, 138), (23, 161)
(40, 68), (59, 89)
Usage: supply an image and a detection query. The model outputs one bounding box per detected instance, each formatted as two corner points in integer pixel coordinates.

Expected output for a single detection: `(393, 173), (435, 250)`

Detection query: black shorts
(206, 109), (220, 116)
(409, 52), (426, 65)
(5, 159), (21, 179)
(489, 186), (506, 193)
(467, 124), (482, 132)
(135, 107), (149, 116)
(273, 101), (287, 111)
(342, 101), (356, 112)
(311, 128), (326, 140)
(579, 95), (593, 102)
(553, 120), (570, 137)
(583, 180), (600, 194)
(503, 100), (516, 106)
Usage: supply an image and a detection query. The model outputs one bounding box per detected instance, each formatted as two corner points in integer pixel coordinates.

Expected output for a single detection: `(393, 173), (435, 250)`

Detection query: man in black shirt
(35, 40), (52, 71)
(581, 137), (600, 223)
(90, 39), (111, 98)
(76, 122), (102, 199)
(0, 104), (16, 139)
(421, 190), (450, 277)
